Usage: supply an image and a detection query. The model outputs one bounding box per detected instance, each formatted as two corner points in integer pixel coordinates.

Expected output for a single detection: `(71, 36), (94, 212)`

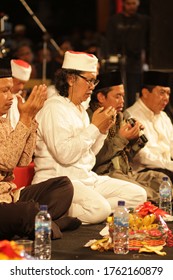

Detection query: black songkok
(95, 70), (123, 91)
(143, 70), (173, 87)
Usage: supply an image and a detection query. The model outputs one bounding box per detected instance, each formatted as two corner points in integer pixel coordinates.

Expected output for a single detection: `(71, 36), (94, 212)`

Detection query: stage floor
(51, 222), (173, 260)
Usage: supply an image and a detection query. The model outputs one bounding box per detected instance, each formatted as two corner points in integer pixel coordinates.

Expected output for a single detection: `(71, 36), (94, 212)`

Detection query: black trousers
(0, 176), (73, 240)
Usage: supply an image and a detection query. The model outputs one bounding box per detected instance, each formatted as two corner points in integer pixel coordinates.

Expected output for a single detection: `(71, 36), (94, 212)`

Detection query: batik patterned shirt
(0, 117), (37, 203)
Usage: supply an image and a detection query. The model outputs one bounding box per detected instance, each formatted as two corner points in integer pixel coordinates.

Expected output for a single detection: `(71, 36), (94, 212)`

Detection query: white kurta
(32, 94), (147, 223)
(126, 98), (173, 172)
(33, 95), (106, 184)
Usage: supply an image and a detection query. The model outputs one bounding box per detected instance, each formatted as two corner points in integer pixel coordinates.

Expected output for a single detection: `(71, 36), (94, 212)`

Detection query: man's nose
(8, 91), (14, 99)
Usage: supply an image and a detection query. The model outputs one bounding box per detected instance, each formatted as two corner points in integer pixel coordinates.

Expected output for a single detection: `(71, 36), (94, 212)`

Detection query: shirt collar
(138, 98), (155, 120)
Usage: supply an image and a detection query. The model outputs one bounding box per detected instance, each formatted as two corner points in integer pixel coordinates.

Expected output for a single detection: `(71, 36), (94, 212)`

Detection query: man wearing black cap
(87, 70), (166, 203)
(126, 70), (173, 185)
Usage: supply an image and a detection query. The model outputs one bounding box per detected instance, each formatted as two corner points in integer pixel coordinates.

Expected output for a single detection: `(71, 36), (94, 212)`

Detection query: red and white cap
(62, 51), (98, 72)
(10, 59), (32, 81)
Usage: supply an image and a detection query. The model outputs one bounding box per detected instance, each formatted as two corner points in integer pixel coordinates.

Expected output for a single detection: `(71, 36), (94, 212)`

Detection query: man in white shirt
(8, 59), (31, 128)
(126, 70), (173, 184)
(32, 50), (147, 224)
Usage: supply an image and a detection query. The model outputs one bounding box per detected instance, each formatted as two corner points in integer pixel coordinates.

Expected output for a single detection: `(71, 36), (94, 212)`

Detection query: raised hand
(119, 120), (142, 140)
(17, 84), (47, 127)
(91, 106), (117, 134)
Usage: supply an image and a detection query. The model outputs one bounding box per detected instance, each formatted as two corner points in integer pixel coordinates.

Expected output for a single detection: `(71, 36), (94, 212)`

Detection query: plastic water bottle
(113, 200), (129, 254)
(159, 177), (172, 216)
(34, 205), (52, 259)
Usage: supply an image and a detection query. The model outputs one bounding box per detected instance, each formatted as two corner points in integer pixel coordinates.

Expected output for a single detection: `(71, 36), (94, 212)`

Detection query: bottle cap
(117, 200), (125, 206)
(40, 205), (48, 211)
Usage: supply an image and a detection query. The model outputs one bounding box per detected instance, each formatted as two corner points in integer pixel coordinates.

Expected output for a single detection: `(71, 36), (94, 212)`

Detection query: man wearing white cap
(8, 59), (32, 128)
(32, 50), (147, 224)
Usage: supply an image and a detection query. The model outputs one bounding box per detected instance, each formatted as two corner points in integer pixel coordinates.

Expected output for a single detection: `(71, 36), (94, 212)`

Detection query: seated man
(32, 51), (147, 225)
(126, 70), (173, 186)
(87, 70), (166, 203)
(0, 58), (80, 241)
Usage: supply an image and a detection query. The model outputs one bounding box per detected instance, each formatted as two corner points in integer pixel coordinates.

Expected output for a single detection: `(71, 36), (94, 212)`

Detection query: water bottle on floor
(159, 176), (172, 216)
(113, 200), (129, 254)
(35, 205), (51, 259)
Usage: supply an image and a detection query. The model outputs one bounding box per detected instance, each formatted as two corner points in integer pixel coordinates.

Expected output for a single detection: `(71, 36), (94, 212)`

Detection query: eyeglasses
(152, 88), (170, 97)
(77, 74), (100, 87)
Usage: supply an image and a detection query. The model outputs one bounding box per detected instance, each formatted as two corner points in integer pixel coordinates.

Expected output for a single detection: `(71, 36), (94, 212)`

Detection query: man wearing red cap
(32, 50), (147, 224)
(7, 59), (32, 128)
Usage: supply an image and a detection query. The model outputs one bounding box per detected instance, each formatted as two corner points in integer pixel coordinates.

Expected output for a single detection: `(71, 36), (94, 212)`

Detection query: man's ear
(67, 74), (75, 86)
(97, 92), (106, 103)
(142, 88), (149, 99)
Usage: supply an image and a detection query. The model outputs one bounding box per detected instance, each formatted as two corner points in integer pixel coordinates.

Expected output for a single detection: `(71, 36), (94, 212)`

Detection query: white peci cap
(11, 59), (32, 81)
(62, 50), (98, 72)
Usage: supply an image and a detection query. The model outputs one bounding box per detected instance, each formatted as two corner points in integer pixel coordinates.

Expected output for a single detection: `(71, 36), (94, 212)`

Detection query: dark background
(1, 0), (149, 43)
(1, 0), (173, 69)
(150, 0), (173, 69)
(1, 0), (98, 42)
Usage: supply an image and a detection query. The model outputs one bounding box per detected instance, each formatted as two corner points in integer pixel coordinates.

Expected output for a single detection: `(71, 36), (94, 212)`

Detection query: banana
(129, 213), (158, 231)
(142, 215), (151, 226)
(129, 214), (135, 227)
(130, 225), (139, 231)
(139, 225), (148, 230)
(139, 245), (166, 256)
(147, 223), (158, 230)
(90, 238), (109, 250)
(135, 217), (143, 227)
(139, 247), (152, 253)
(150, 214), (156, 224)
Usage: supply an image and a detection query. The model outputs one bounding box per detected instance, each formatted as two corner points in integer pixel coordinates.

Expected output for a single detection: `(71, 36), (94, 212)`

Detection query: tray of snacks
(85, 202), (172, 255)
(129, 212), (168, 249)
(128, 202), (169, 249)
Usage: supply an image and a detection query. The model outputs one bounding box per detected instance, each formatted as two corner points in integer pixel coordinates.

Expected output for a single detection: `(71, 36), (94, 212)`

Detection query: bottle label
(160, 188), (172, 198)
(35, 222), (51, 234)
(114, 217), (129, 227)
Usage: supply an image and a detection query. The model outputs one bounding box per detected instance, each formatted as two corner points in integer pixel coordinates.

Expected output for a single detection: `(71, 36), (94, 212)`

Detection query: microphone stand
(42, 33), (50, 84)
(0, 14), (9, 58)
(18, 0), (63, 82)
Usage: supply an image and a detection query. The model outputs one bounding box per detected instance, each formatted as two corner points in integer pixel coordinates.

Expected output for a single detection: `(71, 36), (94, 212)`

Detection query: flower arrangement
(0, 240), (24, 260)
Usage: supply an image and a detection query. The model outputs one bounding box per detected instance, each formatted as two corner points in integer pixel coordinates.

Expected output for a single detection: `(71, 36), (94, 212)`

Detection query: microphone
(124, 111), (148, 147)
